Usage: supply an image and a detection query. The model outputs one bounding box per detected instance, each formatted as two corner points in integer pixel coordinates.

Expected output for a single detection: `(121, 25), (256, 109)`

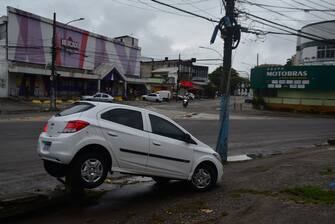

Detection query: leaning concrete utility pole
(50, 12), (57, 111)
(216, 0), (236, 161)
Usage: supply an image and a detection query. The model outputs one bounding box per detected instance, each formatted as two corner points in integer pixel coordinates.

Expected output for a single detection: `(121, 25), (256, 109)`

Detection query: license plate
(43, 141), (51, 151)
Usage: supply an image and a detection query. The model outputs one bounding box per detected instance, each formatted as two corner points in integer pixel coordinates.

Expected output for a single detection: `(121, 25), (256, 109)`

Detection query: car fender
(72, 134), (120, 168)
(188, 154), (223, 182)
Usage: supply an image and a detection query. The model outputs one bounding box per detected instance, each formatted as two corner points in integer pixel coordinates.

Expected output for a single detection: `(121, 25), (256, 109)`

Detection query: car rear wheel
(191, 164), (216, 191)
(66, 152), (108, 189)
(44, 160), (67, 177)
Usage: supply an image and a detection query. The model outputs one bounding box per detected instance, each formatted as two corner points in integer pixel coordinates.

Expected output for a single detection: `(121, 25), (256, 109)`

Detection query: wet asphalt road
(0, 115), (335, 197)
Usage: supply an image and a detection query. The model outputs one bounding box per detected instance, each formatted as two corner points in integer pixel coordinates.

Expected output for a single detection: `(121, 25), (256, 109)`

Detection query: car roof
(79, 101), (181, 125)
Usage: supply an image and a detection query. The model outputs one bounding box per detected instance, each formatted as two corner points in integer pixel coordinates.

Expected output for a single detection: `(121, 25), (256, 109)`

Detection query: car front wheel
(66, 152), (108, 189)
(191, 164), (216, 191)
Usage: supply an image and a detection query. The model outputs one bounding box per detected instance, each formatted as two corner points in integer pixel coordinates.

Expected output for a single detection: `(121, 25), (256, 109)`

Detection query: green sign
(251, 65), (335, 90)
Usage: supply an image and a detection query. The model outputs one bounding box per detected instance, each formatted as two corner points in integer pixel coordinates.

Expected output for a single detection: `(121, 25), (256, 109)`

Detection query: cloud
(1, 0), (332, 74)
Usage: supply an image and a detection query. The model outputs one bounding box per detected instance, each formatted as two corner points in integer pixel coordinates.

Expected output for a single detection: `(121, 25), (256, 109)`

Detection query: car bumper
(37, 132), (78, 164)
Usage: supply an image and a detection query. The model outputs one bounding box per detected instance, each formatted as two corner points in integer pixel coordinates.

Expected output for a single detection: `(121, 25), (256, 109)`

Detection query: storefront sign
(61, 37), (79, 54)
(251, 65), (335, 90)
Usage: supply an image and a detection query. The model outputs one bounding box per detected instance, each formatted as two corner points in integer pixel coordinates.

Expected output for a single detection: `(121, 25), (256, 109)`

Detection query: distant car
(81, 93), (114, 102)
(244, 96), (253, 104)
(142, 93), (163, 102)
(37, 101), (223, 191)
(155, 90), (172, 101)
(187, 93), (195, 100)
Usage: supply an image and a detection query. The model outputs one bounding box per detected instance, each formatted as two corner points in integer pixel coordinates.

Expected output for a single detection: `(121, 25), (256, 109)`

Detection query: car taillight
(63, 120), (89, 133)
(43, 123), (48, 132)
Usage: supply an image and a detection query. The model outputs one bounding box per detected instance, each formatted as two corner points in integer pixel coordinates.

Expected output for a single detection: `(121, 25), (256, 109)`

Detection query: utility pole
(176, 53), (181, 101)
(50, 12), (57, 111)
(216, 0), (236, 161)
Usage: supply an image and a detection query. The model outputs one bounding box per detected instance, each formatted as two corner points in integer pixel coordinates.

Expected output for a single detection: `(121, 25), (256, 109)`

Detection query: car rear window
(56, 102), (95, 116)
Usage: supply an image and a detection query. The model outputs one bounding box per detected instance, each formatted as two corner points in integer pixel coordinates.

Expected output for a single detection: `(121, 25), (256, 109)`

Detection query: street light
(65, 17), (85, 25)
(199, 46), (223, 58)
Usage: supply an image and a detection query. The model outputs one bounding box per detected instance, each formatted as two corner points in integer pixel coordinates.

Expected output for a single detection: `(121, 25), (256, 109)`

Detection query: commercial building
(140, 58), (209, 96)
(0, 7), (145, 99)
(251, 20), (335, 113)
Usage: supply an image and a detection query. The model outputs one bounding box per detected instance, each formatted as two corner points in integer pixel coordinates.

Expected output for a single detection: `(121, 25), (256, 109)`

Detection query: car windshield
(56, 102), (95, 116)
(149, 94), (157, 96)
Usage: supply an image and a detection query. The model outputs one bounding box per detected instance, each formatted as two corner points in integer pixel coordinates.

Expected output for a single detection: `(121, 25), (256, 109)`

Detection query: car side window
(149, 114), (185, 141)
(101, 108), (143, 130)
(94, 94), (101, 98)
(102, 94), (108, 98)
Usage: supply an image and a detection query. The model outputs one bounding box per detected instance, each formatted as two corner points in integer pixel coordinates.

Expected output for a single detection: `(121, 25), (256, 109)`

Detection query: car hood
(193, 137), (216, 154)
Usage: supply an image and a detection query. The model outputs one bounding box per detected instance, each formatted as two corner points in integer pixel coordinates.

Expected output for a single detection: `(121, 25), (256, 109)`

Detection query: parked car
(178, 92), (195, 100)
(244, 96), (253, 104)
(37, 101), (223, 191)
(155, 90), (172, 101)
(81, 93), (114, 102)
(142, 93), (163, 102)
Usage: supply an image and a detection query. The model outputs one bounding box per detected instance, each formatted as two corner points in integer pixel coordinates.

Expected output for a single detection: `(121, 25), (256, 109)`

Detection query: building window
(317, 45), (335, 59)
(326, 45), (335, 58)
(317, 46), (325, 59)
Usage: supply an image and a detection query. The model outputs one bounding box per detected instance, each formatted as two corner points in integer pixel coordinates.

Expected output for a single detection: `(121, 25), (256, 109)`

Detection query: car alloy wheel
(191, 164), (215, 191)
(67, 152), (108, 189)
(80, 159), (103, 183)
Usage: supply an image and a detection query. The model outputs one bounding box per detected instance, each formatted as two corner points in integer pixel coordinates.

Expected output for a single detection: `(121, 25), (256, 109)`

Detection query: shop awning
(180, 81), (193, 88)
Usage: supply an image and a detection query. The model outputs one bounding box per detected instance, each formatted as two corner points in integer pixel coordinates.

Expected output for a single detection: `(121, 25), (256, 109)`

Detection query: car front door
(93, 93), (102, 101)
(146, 114), (194, 179)
(98, 108), (149, 173)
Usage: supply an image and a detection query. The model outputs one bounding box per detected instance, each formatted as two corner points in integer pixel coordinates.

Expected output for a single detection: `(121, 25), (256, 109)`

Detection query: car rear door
(146, 113), (194, 179)
(98, 108), (149, 173)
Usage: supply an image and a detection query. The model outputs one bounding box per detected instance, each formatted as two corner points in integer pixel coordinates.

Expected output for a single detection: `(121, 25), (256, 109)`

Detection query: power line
(239, 0), (335, 12)
(136, 0), (194, 17)
(320, 0), (335, 8)
(149, 0), (220, 22)
(291, 0), (328, 20)
(180, 0), (220, 20)
(239, 0), (335, 37)
(239, 10), (335, 44)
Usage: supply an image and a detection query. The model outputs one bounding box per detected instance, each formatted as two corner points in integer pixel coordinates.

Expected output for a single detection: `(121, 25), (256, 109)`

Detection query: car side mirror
(183, 133), (195, 144)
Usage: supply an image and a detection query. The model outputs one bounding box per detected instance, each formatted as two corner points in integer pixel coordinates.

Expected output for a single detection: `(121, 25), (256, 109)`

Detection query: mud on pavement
(3, 146), (335, 224)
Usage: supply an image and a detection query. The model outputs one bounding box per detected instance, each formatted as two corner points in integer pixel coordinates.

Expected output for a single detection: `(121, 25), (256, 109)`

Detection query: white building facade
(0, 7), (144, 99)
(296, 20), (335, 65)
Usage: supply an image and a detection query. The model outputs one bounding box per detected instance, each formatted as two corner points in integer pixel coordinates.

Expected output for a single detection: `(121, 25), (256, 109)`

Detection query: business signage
(251, 65), (335, 90)
(61, 37), (80, 54)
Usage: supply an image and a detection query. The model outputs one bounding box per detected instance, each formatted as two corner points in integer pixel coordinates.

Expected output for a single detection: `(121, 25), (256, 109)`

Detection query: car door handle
(153, 141), (161, 146)
(108, 132), (118, 137)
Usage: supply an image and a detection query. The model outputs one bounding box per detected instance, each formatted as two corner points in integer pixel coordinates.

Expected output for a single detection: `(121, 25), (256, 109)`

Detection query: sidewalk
(2, 145), (335, 223)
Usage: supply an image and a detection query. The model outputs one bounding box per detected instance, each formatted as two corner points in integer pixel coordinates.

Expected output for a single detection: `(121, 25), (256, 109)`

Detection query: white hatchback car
(81, 93), (114, 102)
(37, 102), (223, 191)
(142, 93), (163, 102)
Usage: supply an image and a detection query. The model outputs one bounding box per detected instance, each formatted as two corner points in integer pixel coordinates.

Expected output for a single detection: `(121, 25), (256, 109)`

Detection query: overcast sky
(1, 0), (334, 77)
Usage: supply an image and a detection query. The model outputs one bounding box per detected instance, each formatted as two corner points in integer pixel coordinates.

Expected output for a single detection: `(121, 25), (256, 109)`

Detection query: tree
(208, 66), (249, 95)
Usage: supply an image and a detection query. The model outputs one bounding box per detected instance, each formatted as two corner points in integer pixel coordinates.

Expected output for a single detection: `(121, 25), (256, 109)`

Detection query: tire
(66, 152), (108, 189)
(191, 164), (217, 191)
(44, 160), (67, 177)
(156, 99), (159, 102)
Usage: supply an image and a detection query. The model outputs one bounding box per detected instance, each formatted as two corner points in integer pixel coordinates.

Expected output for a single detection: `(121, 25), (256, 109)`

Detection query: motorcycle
(182, 96), (189, 108)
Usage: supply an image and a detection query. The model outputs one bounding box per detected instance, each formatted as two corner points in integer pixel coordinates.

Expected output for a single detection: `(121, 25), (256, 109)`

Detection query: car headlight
(213, 153), (222, 163)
